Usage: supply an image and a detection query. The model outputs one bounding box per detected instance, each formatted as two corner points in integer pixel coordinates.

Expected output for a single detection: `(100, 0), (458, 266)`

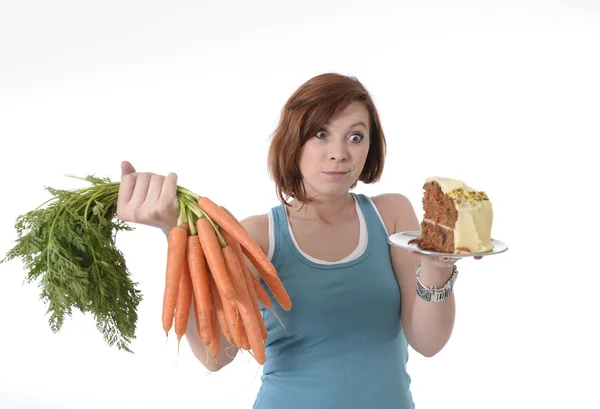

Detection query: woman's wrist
(417, 258), (455, 287)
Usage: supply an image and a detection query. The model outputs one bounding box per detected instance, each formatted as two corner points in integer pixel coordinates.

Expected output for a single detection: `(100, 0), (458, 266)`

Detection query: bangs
(286, 84), (369, 146)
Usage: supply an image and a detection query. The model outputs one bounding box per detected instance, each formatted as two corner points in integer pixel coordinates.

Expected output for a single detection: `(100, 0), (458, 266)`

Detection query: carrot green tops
(253, 194), (414, 409)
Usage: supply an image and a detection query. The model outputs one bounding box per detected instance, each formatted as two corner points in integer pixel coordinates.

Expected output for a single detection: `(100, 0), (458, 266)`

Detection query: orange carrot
(192, 296), (203, 341)
(187, 234), (212, 346)
(175, 257), (193, 343)
(204, 254), (241, 347)
(250, 273), (272, 309)
(222, 294), (243, 348)
(219, 224), (272, 309)
(198, 197), (278, 278)
(163, 225), (188, 336)
(236, 258), (268, 342)
(210, 275), (233, 344)
(220, 228), (269, 341)
(222, 245), (266, 364)
(245, 269), (268, 342)
(218, 206), (285, 310)
(240, 323), (251, 350)
(208, 303), (220, 358)
(234, 309), (245, 348)
(196, 217), (236, 302)
(243, 247), (292, 311)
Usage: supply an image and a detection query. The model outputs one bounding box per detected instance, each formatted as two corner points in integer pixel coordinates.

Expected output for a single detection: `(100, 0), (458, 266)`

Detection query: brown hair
(267, 73), (386, 205)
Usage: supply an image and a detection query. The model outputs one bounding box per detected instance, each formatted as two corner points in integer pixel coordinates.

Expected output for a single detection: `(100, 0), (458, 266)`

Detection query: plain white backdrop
(1, 1), (598, 408)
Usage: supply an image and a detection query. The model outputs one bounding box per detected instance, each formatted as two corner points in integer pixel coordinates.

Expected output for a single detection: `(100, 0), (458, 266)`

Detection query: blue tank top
(253, 194), (414, 409)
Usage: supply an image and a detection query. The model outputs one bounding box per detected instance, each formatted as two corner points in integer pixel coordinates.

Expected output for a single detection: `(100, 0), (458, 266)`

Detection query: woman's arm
(185, 307), (239, 371)
(374, 193), (456, 357)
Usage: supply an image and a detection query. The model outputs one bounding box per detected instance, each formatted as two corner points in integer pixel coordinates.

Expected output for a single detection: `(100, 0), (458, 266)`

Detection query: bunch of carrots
(163, 191), (291, 365)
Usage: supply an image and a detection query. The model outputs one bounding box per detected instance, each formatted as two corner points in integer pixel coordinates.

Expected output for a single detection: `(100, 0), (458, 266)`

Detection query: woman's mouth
(323, 171), (349, 180)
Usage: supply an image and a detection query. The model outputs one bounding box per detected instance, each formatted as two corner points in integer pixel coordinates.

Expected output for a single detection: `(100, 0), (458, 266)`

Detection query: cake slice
(417, 177), (493, 254)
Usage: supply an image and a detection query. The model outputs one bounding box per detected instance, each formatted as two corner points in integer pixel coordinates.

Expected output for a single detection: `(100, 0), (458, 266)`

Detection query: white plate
(387, 230), (509, 259)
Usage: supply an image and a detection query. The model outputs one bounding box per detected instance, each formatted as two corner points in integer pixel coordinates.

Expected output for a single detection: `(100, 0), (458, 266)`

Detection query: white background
(1, 1), (598, 408)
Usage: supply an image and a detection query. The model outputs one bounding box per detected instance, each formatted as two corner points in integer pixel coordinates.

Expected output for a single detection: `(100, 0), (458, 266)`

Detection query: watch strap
(415, 264), (458, 303)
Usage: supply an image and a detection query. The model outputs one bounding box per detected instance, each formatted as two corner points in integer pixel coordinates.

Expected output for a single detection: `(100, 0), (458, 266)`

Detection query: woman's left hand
(409, 251), (483, 285)
(426, 254), (483, 267)
(410, 251), (483, 267)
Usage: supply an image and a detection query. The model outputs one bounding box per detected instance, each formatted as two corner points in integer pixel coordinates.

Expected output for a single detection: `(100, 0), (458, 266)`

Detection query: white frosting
(425, 176), (475, 194)
(425, 177), (494, 253)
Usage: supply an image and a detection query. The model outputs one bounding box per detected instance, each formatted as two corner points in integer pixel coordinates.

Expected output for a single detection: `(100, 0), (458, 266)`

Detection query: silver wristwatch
(416, 264), (458, 303)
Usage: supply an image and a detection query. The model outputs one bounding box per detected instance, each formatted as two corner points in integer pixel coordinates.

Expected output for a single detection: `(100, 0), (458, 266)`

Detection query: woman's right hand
(116, 161), (180, 235)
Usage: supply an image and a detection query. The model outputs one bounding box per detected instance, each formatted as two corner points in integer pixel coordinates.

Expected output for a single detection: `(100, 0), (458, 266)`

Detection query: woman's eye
(348, 133), (364, 143)
(316, 130), (328, 139)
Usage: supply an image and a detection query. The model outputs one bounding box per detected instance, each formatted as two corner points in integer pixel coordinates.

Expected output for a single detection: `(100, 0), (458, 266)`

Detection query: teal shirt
(253, 194), (414, 409)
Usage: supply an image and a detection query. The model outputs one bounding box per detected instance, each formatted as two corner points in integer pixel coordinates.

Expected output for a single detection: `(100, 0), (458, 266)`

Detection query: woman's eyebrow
(350, 121), (368, 130)
(324, 121), (368, 130)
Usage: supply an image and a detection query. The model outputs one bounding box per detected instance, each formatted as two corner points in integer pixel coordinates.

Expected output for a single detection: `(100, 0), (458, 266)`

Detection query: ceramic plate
(387, 230), (508, 259)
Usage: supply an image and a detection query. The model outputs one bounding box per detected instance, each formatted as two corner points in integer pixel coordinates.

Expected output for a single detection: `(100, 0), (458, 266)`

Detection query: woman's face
(299, 101), (371, 201)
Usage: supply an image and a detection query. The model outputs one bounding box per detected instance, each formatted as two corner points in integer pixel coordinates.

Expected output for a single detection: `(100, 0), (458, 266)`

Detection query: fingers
(161, 172), (179, 201)
(146, 174), (165, 203)
(118, 171), (137, 210)
(118, 161), (138, 208)
(116, 165), (178, 227)
(121, 161), (136, 178)
(129, 173), (152, 207)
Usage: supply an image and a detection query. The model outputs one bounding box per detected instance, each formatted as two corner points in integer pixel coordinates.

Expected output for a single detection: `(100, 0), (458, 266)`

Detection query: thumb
(121, 161), (136, 178)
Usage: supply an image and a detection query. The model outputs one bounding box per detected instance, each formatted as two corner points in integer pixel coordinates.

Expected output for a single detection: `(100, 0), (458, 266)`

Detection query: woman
(117, 73), (480, 408)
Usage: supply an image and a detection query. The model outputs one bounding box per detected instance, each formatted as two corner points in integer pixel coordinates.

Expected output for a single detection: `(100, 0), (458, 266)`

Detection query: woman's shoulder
(369, 193), (413, 209)
(240, 213), (270, 256)
(367, 193), (416, 233)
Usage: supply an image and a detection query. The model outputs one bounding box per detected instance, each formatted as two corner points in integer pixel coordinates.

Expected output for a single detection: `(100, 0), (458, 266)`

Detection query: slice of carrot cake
(417, 177), (493, 254)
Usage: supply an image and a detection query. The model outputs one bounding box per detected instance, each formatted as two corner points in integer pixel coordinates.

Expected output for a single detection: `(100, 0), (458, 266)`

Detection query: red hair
(267, 73), (386, 205)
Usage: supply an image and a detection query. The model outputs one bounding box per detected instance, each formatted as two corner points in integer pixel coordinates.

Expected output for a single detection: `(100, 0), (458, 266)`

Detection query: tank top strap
(353, 193), (390, 242)
(268, 203), (289, 266)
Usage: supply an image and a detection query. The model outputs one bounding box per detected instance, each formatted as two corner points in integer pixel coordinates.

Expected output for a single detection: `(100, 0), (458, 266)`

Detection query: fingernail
(443, 257), (449, 261)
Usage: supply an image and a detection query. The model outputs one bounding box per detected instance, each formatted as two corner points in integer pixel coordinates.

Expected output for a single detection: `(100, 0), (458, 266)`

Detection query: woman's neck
(288, 193), (355, 224)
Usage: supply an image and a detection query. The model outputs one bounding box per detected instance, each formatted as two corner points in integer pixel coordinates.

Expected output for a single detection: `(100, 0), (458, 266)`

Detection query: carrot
(218, 206), (287, 310)
(162, 225), (188, 336)
(234, 309), (245, 348)
(192, 296), (203, 341)
(187, 234), (212, 346)
(245, 268), (268, 342)
(203, 251), (242, 348)
(174, 257), (193, 344)
(196, 217), (236, 302)
(220, 228), (269, 341)
(221, 246), (246, 347)
(208, 303), (220, 358)
(222, 294), (243, 348)
(198, 197), (278, 278)
(210, 275), (233, 344)
(243, 247), (292, 311)
(219, 223), (272, 308)
(240, 323), (251, 350)
(236, 259), (268, 342)
(222, 245), (266, 364)
(250, 273), (272, 309)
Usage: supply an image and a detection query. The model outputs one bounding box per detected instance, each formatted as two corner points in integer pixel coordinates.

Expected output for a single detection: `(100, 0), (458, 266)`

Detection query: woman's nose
(328, 140), (348, 161)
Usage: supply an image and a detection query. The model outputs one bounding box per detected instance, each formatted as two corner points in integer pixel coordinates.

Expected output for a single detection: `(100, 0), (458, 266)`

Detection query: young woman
(116, 73), (482, 408)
